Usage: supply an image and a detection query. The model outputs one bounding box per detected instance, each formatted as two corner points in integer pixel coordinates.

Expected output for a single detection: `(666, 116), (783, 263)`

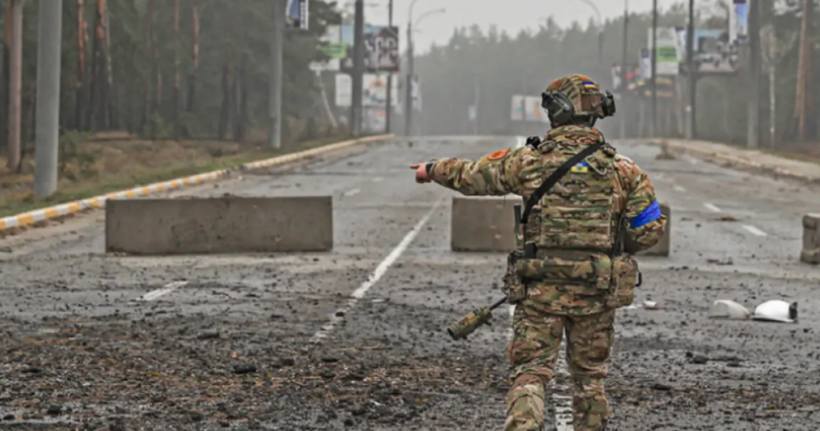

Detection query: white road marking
(343, 188), (361, 197)
(553, 350), (574, 431)
(673, 185), (686, 192)
(138, 281), (188, 301)
(742, 225), (767, 237)
(704, 203), (722, 212)
(372, 177), (383, 183)
(516, 136), (527, 148)
(507, 304), (515, 339)
(310, 195), (445, 344)
(507, 303), (573, 430)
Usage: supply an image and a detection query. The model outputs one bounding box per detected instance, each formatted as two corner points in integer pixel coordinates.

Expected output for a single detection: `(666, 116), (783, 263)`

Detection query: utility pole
(351, 0), (364, 136)
(384, 0), (393, 134)
(650, 0), (657, 138)
(7, 0), (26, 172)
(268, 0), (284, 149)
(404, 22), (413, 137)
(620, 0), (628, 139)
(746, 0), (760, 148)
(34, 0), (62, 198)
(685, 0), (696, 140)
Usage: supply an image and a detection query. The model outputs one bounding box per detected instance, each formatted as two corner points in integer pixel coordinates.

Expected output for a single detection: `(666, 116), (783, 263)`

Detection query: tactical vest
(524, 126), (618, 256)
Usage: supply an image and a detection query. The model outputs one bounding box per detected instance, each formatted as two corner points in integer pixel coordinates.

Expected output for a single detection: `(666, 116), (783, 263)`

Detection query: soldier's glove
(525, 136), (542, 148)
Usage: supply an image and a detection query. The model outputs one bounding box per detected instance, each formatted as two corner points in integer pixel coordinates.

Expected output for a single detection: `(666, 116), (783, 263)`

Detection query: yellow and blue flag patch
(582, 80), (598, 90)
(571, 161), (589, 173)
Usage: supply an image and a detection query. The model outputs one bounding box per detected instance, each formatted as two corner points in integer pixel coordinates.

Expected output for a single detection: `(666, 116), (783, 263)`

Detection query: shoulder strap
(520, 140), (606, 225)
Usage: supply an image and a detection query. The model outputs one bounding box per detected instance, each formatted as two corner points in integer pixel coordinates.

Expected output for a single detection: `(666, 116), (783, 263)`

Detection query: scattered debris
(46, 404), (62, 416)
(655, 141), (677, 160)
(752, 300), (798, 323)
(691, 355), (709, 365)
(707, 258), (734, 266)
(197, 331), (220, 340)
(716, 215), (739, 222)
(643, 300), (661, 310)
(232, 363), (257, 374)
(709, 300), (751, 320)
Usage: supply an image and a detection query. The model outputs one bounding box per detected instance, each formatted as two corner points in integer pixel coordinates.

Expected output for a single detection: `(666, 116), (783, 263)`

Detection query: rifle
(447, 204), (534, 341)
(447, 296), (507, 340)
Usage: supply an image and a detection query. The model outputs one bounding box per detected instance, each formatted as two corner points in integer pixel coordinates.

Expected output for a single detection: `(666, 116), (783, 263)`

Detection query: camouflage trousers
(505, 305), (616, 431)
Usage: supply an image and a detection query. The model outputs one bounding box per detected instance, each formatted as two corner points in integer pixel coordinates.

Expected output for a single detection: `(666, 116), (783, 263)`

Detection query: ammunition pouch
(503, 250), (530, 304)
(513, 253), (613, 291)
(605, 255), (640, 308)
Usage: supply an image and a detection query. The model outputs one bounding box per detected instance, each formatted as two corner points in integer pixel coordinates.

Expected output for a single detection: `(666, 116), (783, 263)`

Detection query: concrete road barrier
(451, 196), (518, 252)
(105, 196), (333, 255)
(639, 201), (671, 257)
(800, 214), (820, 264)
(451, 197), (672, 256)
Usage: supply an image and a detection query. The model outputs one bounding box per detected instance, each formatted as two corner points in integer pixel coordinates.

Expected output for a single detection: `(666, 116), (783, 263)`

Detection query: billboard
(647, 27), (680, 76)
(335, 73), (399, 108)
(310, 25), (344, 72)
(510, 95), (548, 123)
(674, 2), (749, 74)
(340, 25), (399, 73)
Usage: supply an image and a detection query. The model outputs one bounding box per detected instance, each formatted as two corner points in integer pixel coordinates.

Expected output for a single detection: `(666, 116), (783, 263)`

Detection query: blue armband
(631, 200), (662, 229)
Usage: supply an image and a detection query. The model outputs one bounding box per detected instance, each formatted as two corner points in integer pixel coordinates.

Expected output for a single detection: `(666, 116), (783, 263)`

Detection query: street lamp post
(620, 0), (628, 139)
(686, 0), (695, 139)
(404, 2), (444, 137)
(574, 0), (603, 77)
(650, 0), (657, 138)
(385, 0), (393, 134)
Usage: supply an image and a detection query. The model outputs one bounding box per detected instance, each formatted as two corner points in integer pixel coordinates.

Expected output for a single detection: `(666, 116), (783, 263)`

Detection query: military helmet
(541, 74), (615, 126)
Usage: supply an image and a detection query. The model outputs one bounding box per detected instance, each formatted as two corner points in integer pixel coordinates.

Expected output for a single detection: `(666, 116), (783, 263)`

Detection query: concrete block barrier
(639, 201), (671, 257)
(450, 197), (671, 256)
(451, 196), (518, 252)
(800, 214), (820, 264)
(105, 196), (333, 255)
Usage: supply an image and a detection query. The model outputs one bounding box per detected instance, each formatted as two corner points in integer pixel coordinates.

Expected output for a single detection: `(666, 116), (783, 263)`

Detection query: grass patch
(0, 134), (357, 218)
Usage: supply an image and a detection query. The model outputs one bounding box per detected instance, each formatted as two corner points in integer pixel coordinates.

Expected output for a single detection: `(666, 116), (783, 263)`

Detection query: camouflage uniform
(424, 75), (666, 430)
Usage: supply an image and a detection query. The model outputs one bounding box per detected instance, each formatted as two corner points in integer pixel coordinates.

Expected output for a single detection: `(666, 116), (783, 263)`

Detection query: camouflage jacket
(428, 125), (666, 315)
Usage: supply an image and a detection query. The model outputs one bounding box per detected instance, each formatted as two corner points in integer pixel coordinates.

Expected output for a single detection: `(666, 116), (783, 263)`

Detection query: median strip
(0, 134), (392, 233)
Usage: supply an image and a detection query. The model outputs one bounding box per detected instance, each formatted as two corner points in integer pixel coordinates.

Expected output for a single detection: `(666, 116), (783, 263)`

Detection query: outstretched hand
(410, 163), (431, 183)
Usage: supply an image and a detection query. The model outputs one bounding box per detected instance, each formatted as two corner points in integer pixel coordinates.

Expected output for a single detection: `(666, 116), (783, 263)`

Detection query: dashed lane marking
(138, 281), (188, 302)
(704, 203), (722, 212)
(743, 225), (767, 237)
(310, 195), (446, 344)
(673, 185), (686, 192)
(372, 177), (383, 183)
(343, 188), (361, 197)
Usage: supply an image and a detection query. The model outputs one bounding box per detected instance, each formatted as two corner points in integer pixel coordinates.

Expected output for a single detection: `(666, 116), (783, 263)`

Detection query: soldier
(410, 74), (666, 431)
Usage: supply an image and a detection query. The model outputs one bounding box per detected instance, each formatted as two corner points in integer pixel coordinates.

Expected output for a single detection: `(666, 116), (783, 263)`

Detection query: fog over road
(2, 137), (819, 430)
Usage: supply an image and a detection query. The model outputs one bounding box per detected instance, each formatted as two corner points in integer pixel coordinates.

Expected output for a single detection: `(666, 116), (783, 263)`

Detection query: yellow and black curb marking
(0, 134), (392, 232)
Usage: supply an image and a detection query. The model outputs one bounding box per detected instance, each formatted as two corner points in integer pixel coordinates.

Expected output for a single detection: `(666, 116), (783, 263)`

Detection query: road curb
(0, 134), (393, 233)
(650, 139), (814, 183)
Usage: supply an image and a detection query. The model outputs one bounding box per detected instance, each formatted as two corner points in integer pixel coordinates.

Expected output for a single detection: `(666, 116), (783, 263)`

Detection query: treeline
(413, 2), (813, 147)
(0, 0), (341, 167)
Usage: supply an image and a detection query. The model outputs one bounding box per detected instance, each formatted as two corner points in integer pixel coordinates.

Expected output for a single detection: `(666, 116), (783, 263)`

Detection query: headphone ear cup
(603, 91), (616, 117)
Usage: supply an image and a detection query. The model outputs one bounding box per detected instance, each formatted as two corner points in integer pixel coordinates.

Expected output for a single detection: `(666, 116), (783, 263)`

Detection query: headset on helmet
(541, 86), (617, 127)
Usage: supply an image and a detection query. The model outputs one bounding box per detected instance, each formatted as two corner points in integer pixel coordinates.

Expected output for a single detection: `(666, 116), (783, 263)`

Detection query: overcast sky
(355, 0), (690, 54)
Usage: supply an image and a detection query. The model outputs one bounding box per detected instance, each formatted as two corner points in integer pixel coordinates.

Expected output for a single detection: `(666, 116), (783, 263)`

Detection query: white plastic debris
(708, 299), (751, 320)
(752, 300), (798, 323)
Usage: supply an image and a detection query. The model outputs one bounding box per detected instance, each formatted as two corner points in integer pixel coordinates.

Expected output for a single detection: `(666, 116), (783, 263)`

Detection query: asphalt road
(1, 136), (819, 430)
